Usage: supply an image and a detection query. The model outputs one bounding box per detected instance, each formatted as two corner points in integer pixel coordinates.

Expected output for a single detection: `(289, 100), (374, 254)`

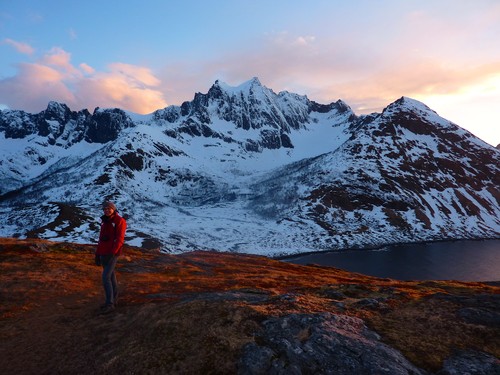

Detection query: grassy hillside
(0, 238), (498, 374)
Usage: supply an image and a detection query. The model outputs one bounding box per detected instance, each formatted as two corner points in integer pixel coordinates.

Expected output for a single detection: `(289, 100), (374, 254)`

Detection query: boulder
(238, 312), (426, 374)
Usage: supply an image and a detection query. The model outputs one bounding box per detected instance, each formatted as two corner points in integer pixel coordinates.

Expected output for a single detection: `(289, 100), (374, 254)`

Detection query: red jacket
(96, 212), (127, 256)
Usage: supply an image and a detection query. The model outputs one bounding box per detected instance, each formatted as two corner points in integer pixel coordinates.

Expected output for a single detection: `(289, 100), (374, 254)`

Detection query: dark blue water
(285, 240), (500, 282)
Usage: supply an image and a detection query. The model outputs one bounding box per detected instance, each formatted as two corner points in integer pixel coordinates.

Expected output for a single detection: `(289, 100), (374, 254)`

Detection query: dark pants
(100, 255), (118, 306)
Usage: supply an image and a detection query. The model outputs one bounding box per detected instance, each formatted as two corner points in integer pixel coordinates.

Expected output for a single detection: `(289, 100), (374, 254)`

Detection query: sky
(1, 0), (499, 146)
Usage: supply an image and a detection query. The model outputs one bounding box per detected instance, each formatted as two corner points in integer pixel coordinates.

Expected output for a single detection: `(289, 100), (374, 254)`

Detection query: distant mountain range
(1, 77), (499, 256)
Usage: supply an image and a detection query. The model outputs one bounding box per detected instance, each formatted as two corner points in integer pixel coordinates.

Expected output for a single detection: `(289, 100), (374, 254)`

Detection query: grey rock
(238, 312), (426, 375)
(238, 343), (275, 375)
(438, 350), (500, 375)
(457, 307), (500, 327)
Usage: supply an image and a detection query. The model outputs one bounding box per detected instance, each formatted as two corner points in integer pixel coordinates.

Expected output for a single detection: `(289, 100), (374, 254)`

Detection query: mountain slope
(261, 97), (500, 250)
(0, 79), (499, 255)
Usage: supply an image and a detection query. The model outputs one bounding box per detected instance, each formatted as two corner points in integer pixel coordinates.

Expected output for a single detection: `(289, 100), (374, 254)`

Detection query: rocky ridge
(0, 78), (499, 255)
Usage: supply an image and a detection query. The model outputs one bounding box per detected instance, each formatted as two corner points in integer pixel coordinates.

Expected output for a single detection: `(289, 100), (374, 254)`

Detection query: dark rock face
(457, 307), (500, 327)
(238, 313), (425, 375)
(85, 108), (135, 143)
(438, 350), (500, 375)
(0, 102), (135, 145)
(0, 110), (39, 138)
(452, 293), (500, 327)
(153, 105), (181, 123)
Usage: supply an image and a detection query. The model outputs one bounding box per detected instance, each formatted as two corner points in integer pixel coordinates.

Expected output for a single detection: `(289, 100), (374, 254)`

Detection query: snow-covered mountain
(1, 78), (499, 256)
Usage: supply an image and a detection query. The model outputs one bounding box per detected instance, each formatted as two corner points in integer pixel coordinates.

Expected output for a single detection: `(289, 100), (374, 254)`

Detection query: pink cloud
(75, 64), (167, 113)
(154, 31), (500, 119)
(40, 47), (82, 77)
(41, 47), (72, 66)
(1, 20), (499, 123)
(319, 61), (500, 114)
(0, 62), (75, 111)
(2, 38), (35, 55)
(108, 63), (161, 87)
(0, 48), (167, 114)
(79, 63), (95, 75)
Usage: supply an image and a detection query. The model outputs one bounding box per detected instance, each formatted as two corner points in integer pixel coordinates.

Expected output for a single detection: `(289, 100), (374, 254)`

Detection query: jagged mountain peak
(214, 76), (264, 94)
(382, 96), (437, 117)
(43, 101), (72, 118)
(214, 78), (314, 109)
(183, 78), (328, 132)
(207, 77), (275, 105)
(371, 95), (477, 146)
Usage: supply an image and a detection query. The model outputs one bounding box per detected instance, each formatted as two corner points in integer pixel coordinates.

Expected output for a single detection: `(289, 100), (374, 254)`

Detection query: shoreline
(278, 237), (500, 283)
(275, 236), (500, 261)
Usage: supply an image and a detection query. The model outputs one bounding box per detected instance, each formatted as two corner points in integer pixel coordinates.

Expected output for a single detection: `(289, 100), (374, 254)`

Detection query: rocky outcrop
(84, 107), (135, 143)
(0, 101), (135, 146)
(239, 313), (426, 374)
(438, 350), (500, 375)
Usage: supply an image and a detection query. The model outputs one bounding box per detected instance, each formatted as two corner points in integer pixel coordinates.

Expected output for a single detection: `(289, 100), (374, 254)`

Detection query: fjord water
(285, 240), (500, 282)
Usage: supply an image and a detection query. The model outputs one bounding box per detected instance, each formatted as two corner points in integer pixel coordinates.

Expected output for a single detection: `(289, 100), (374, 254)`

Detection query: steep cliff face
(0, 79), (498, 254)
(0, 101), (135, 146)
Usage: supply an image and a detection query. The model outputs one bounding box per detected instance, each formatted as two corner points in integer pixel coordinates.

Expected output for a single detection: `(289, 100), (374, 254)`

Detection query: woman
(95, 201), (127, 314)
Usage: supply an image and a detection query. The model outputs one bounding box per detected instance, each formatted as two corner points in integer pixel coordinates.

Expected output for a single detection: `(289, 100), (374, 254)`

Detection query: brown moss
(367, 297), (500, 372)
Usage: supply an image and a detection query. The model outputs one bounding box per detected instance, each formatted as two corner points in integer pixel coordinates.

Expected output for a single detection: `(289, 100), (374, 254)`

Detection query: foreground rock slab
(239, 313), (426, 374)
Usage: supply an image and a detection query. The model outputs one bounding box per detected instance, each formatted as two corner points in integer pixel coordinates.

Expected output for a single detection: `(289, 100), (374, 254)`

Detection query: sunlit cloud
(40, 47), (81, 76)
(0, 47), (167, 113)
(75, 63), (167, 113)
(108, 63), (161, 87)
(0, 62), (76, 111)
(79, 63), (95, 75)
(2, 38), (35, 55)
(316, 61), (500, 113)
